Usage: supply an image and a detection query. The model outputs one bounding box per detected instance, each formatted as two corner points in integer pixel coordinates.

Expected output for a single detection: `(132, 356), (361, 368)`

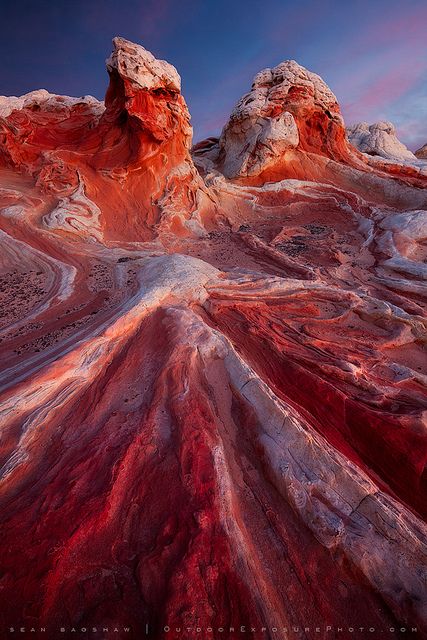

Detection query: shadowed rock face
(416, 143), (427, 159)
(100, 37), (192, 159)
(0, 38), (427, 640)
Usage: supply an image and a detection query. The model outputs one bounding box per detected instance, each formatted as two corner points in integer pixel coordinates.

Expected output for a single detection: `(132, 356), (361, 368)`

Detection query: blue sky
(2, 0), (427, 150)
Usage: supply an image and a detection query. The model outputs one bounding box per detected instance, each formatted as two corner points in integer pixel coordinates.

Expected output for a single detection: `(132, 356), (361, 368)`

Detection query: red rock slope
(0, 38), (427, 640)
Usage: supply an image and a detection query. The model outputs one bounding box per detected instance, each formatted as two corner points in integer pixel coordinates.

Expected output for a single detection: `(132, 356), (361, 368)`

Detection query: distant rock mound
(347, 121), (417, 162)
(0, 90), (104, 120)
(415, 142), (427, 159)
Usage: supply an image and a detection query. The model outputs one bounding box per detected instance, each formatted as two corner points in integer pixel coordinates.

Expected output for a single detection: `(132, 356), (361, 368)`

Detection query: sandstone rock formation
(0, 38), (427, 640)
(415, 142), (427, 159)
(195, 61), (427, 195)
(347, 121), (417, 161)
(213, 59), (348, 178)
(0, 37), (214, 241)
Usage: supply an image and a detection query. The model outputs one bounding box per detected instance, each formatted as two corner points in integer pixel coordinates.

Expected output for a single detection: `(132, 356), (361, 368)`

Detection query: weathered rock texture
(0, 37), (213, 241)
(415, 142), (427, 159)
(347, 121), (418, 161)
(0, 38), (427, 640)
(215, 60), (347, 178)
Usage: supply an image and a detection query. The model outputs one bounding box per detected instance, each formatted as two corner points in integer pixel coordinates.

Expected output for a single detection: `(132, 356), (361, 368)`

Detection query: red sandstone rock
(0, 37), (215, 242)
(194, 61), (427, 196)
(0, 38), (426, 640)
(217, 60), (349, 178)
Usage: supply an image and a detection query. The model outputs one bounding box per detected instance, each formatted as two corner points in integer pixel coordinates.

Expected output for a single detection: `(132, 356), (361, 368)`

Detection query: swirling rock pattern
(0, 38), (427, 640)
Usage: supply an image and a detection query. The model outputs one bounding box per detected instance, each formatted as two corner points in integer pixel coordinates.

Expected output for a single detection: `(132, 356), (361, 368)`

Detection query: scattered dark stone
(276, 241), (307, 256)
(303, 223), (326, 235)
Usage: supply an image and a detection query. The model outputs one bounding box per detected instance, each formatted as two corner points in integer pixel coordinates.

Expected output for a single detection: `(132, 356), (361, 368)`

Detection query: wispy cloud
(342, 60), (426, 121)
(326, 2), (427, 148)
(190, 0), (427, 149)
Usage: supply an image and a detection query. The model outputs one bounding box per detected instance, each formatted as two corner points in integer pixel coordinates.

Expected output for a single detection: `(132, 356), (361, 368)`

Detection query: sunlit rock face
(0, 38), (427, 640)
(347, 121), (418, 162)
(99, 36), (191, 163)
(0, 37), (213, 242)
(195, 60), (427, 195)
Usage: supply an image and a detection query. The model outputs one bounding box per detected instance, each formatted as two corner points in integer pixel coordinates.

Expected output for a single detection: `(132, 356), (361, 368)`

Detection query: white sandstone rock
(0, 90), (104, 119)
(347, 121), (417, 162)
(220, 111), (299, 178)
(219, 60), (340, 178)
(43, 178), (103, 242)
(106, 36), (181, 92)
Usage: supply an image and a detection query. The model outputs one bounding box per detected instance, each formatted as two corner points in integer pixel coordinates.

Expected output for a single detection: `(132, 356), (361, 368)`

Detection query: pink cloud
(342, 59), (426, 123)
(354, 5), (427, 52)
